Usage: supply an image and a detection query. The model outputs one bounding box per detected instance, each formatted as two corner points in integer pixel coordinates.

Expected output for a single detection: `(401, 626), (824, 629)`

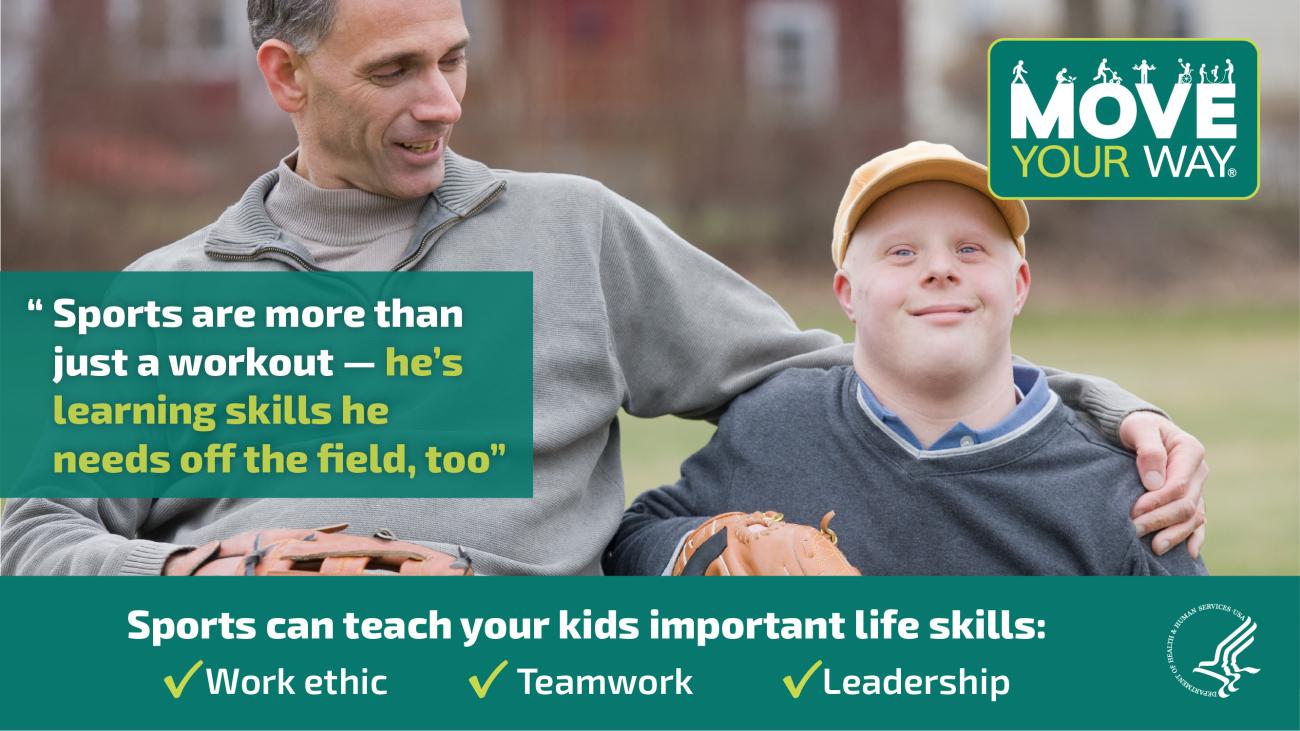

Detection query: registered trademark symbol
(1228, 168), (1237, 177)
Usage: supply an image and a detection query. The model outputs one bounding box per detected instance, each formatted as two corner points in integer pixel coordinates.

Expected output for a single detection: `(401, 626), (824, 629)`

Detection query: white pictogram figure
(1107, 68), (1122, 84)
(1224, 58), (1234, 84)
(1055, 67), (1076, 84)
(1177, 58), (1192, 84)
(1193, 616), (1261, 698)
(1011, 59), (1028, 84)
(1092, 57), (1112, 82)
(1131, 59), (1157, 84)
(1199, 63), (1207, 83)
(1211, 64), (1220, 83)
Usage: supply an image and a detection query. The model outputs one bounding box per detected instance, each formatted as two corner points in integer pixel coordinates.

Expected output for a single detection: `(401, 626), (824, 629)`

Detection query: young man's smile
(907, 302), (979, 324)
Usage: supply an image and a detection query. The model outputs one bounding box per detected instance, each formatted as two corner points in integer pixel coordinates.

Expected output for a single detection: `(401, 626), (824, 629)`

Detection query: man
(605, 143), (1206, 576)
(0, 0), (1206, 576)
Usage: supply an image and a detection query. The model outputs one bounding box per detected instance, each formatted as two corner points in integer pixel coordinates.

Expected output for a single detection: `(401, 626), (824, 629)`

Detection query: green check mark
(163, 660), (204, 700)
(782, 659), (822, 699)
(468, 659), (509, 699)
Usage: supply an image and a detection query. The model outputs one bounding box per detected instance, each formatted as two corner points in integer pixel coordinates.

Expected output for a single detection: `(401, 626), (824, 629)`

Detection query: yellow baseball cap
(831, 141), (1029, 268)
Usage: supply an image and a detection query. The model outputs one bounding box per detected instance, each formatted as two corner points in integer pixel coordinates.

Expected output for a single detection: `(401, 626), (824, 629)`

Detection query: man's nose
(410, 70), (462, 125)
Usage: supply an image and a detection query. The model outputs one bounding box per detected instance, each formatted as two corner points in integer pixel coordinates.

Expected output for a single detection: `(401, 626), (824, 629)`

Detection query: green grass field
(618, 306), (1300, 576)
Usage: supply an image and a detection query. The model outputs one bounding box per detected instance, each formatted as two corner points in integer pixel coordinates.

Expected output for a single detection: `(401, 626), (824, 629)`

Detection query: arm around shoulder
(596, 187), (845, 421)
(1026, 356), (1165, 443)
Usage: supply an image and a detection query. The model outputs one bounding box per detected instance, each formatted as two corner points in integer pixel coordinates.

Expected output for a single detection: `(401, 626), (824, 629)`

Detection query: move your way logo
(1166, 603), (1262, 699)
(988, 39), (1258, 199)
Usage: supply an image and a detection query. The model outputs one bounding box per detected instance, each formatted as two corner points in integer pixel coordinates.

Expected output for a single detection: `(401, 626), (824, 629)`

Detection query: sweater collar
(855, 365), (1055, 453)
(850, 366), (1061, 462)
(204, 148), (506, 251)
(266, 155), (425, 248)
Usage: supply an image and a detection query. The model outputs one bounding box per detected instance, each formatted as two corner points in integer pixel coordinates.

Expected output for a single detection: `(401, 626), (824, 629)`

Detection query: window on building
(746, 0), (838, 122)
(195, 2), (229, 49)
(109, 0), (244, 79)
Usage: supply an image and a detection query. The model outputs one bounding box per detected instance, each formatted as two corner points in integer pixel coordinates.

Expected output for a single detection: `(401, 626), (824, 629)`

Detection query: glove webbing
(243, 530), (319, 576)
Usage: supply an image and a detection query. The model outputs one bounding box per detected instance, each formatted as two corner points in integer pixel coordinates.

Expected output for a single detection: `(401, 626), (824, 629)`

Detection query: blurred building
(2, 0), (903, 268)
(455, 0), (905, 261)
(3, 0), (283, 199)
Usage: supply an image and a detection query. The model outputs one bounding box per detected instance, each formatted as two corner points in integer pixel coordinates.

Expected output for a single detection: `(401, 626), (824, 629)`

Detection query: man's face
(293, 0), (469, 199)
(834, 181), (1030, 383)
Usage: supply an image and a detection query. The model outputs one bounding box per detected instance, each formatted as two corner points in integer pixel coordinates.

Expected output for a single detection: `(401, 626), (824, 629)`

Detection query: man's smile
(394, 138), (444, 159)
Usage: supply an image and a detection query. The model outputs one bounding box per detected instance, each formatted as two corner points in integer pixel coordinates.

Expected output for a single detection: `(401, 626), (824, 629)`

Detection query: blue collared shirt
(856, 365), (1053, 452)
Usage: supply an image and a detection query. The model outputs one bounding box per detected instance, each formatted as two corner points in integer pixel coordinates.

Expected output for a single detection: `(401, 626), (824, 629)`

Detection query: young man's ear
(1012, 258), (1031, 315)
(257, 40), (308, 114)
(833, 270), (856, 322)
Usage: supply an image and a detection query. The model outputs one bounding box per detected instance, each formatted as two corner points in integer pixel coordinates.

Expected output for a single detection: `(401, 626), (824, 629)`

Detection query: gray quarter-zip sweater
(1, 151), (1159, 575)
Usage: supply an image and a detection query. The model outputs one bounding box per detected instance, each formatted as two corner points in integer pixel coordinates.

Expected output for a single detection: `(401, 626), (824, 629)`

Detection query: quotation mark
(27, 299), (43, 311)
(491, 444), (506, 457)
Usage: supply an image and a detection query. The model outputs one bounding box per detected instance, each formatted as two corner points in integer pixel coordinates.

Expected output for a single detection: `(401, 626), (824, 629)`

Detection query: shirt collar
(855, 365), (1054, 453)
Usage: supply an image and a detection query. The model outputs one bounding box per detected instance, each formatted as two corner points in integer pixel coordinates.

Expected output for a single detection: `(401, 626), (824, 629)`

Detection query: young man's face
(293, 0), (469, 199)
(834, 181), (1030, 383)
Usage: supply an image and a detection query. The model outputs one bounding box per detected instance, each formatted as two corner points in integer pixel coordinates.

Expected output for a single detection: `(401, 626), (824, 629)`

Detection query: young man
(605, 142), (1206, 576)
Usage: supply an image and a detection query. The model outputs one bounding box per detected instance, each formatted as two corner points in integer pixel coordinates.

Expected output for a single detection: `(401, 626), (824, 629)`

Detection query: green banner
(987, 39), (1259, 199)
(0, 272), (532, 498)
(0, 577), (1294, 729)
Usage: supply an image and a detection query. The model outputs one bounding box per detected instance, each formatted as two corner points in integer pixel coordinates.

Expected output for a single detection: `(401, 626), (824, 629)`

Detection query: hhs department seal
(1166, 603), (1260, 698)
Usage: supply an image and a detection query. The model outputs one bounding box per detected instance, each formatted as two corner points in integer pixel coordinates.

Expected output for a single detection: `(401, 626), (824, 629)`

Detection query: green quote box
(988, 39), (1259, 199)
(0, 272), (533, 498)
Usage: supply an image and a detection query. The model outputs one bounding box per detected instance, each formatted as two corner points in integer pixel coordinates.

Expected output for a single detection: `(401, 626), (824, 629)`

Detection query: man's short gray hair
(247, 0), (339, 54)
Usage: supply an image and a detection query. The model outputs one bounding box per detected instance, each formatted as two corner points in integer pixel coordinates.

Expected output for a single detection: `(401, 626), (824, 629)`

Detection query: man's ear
(257, 40), (308, 114)
(833, 269), (856, 322)
(1012, 258), (1031, 315)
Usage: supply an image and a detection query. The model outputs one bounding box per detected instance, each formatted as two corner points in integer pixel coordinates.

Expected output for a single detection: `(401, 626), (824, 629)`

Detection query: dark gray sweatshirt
(605, 366), (1207, 576)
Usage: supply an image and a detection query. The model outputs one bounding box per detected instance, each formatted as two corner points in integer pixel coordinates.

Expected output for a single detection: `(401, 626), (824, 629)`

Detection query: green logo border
(985, 37), (1261, 201)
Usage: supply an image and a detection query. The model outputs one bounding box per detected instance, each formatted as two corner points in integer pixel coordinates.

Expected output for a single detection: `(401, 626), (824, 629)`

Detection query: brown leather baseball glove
(164, 524), (473, 576)
(671, 511), (860, 576)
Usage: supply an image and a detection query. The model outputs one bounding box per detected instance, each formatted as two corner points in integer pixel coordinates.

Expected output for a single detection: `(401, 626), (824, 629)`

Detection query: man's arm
(1, 498), (188, 575)
(603, 422), (738, 576)
(1034, 357), (1208, 557)
(604, 492), (709, 576)
(595, 186), (848, 421)
(1032, 358), (1163, 439)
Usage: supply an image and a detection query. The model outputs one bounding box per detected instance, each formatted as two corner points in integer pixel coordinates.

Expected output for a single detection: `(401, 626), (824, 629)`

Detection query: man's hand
(1119, 411), (1208, 558)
